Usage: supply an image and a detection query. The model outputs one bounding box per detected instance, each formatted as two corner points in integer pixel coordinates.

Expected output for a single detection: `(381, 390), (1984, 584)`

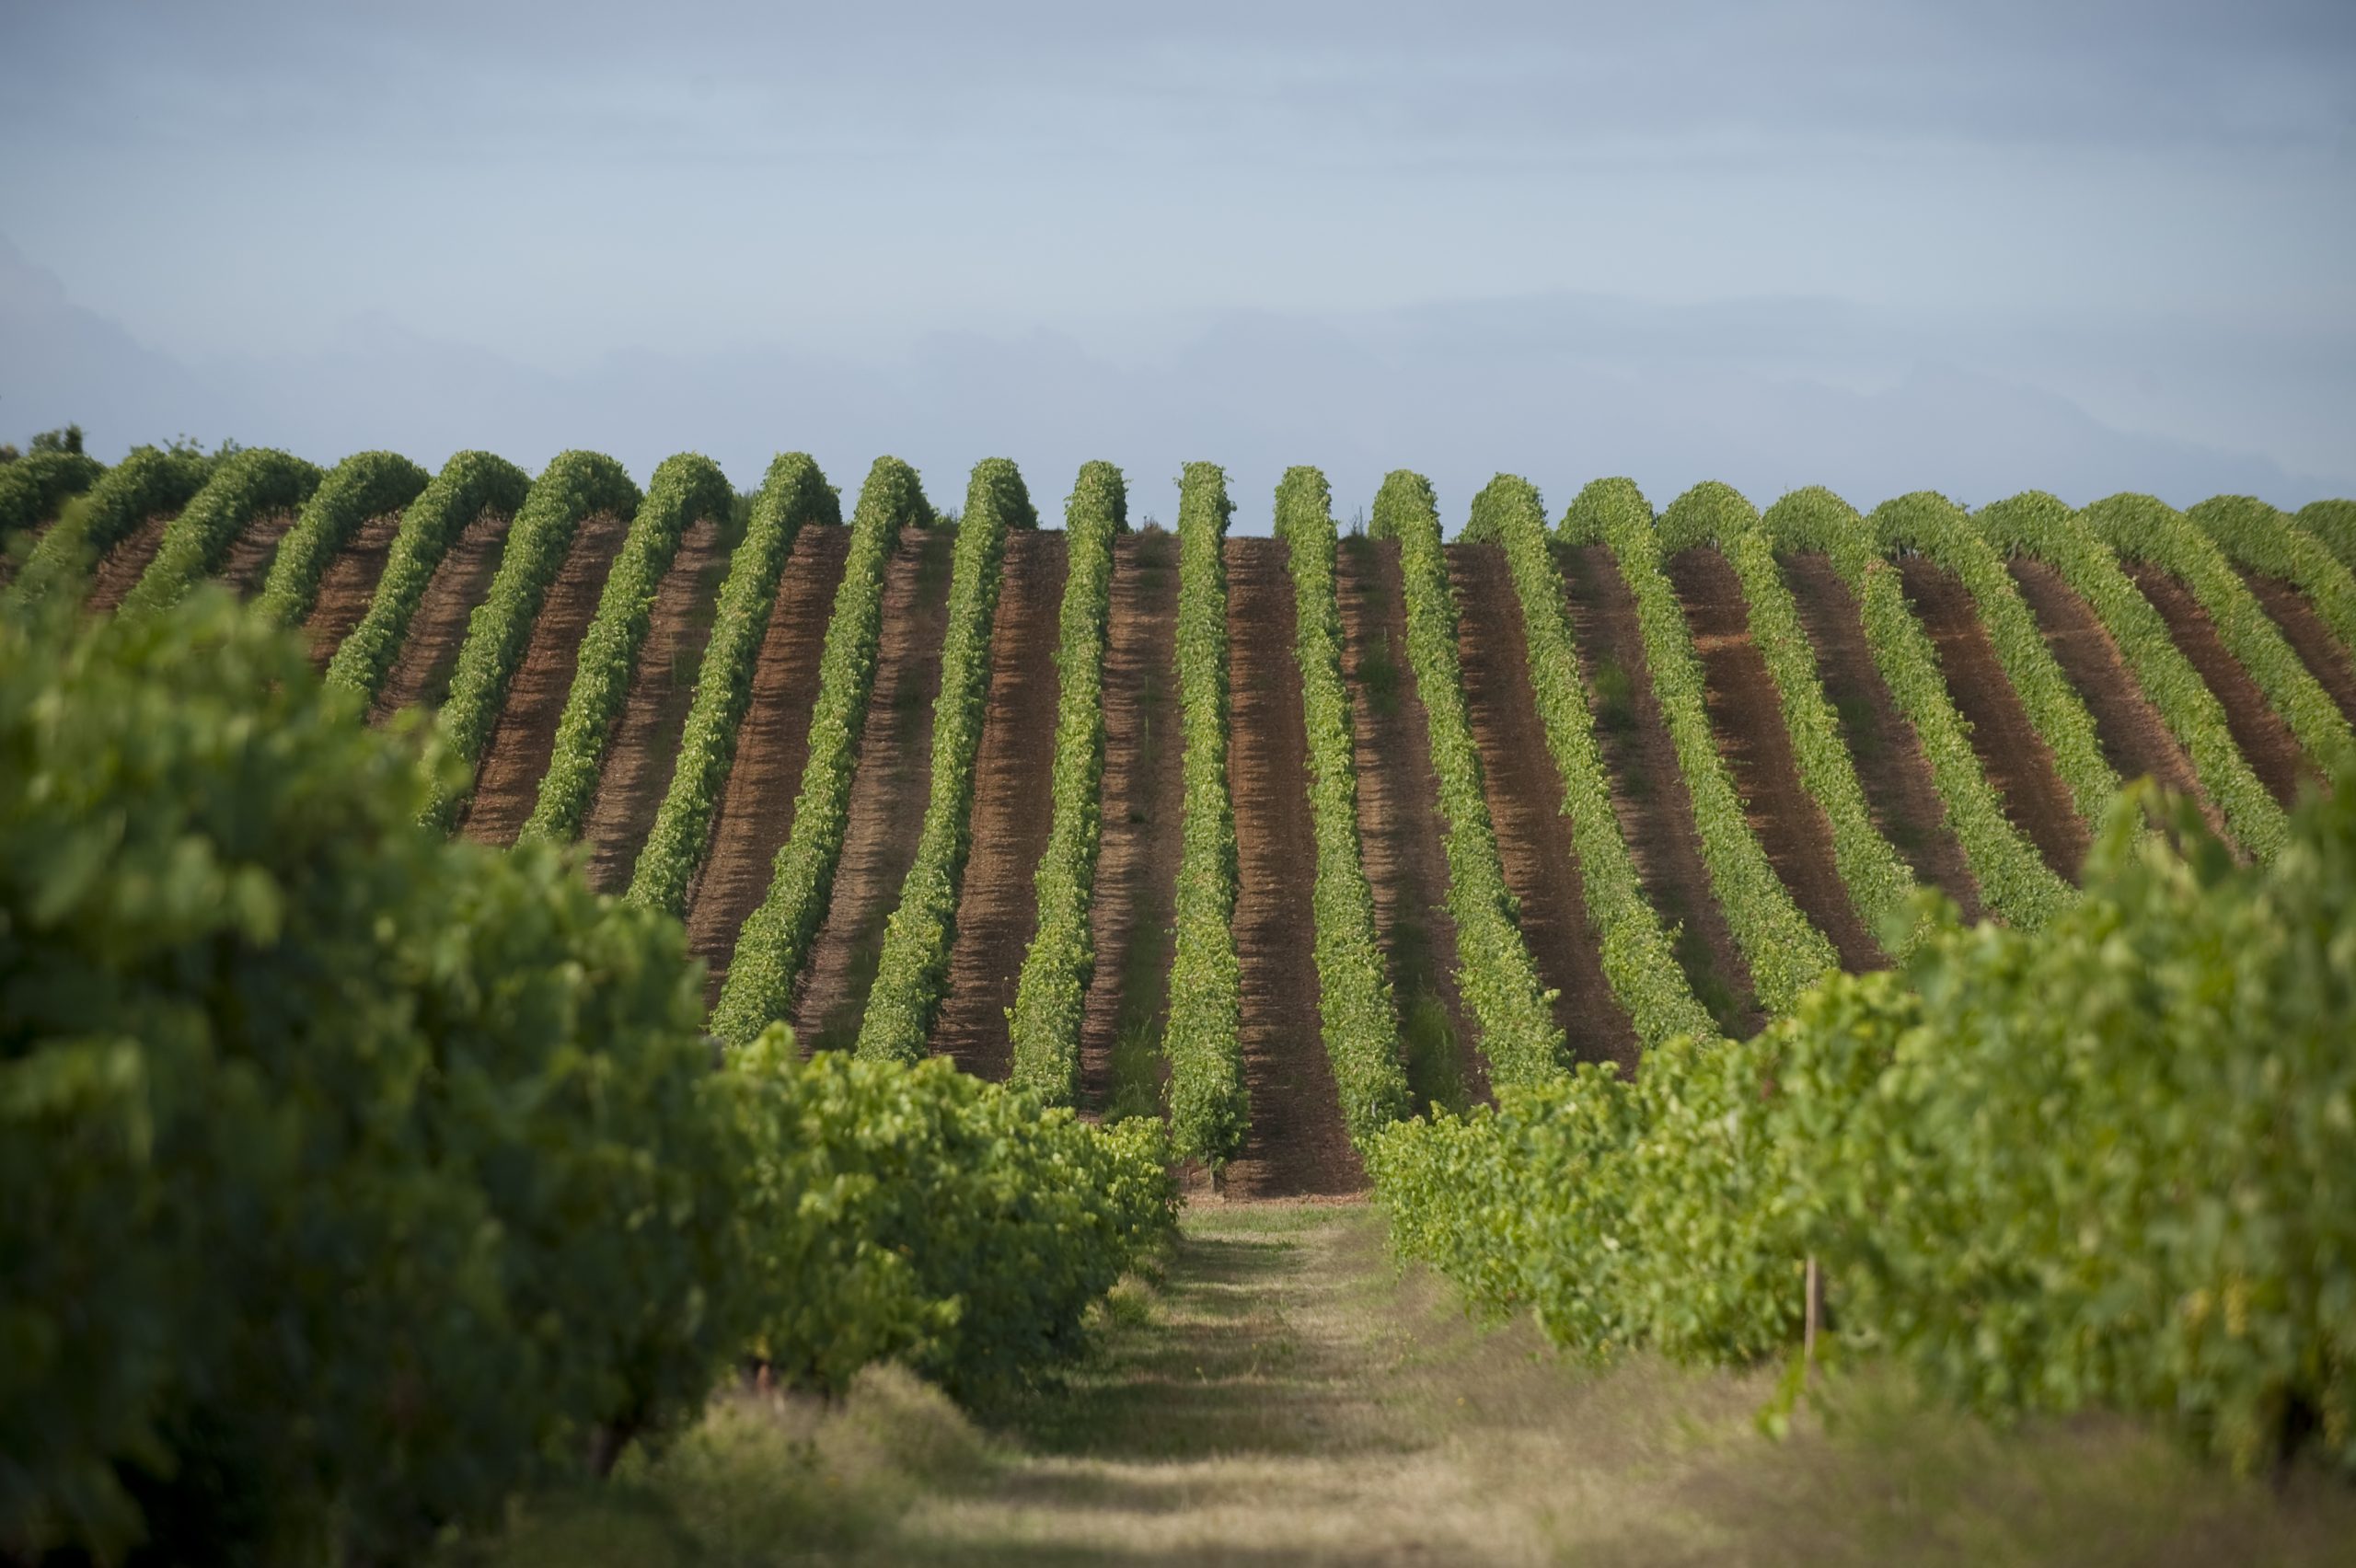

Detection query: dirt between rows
(1897, 556), (2091, 882)
(2004, 559), (2229, 845)
(1446, 543), (1636, 1077)
(1218, 536), (1360, 1200)
(687, 525), (853, 1005)
(302, 512), (403, 666)
(1335, 539), (1484, 1105)
(1557, 543), (1762, 1036)
(373, 510), (514, 721)
(790, 526), (955, 1051)
(932, 529), (1069, 1078)
(2127, 563), (2320, 807)
(2240, 569), (2356, 731)
(459, 510), (633, 847)
(1781, 554), (1982, 921)
(84, 513), (174, 614)
(1669, 547), (1884, 973)
(215, 509), (300, 598)
(1077, 531), (1184, 1118)
(579, 516), (733, 894)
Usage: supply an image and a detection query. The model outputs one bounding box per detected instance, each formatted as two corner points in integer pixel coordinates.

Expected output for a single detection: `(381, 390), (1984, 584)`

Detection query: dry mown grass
(458, 1205), (2356, 1566)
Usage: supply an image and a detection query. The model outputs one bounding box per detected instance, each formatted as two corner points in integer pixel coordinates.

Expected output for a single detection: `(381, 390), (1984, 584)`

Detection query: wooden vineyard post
(1804, 1254), (1822, 1386)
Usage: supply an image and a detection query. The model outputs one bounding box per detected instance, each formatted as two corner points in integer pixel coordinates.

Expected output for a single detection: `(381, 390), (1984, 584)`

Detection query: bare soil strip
(301, 511), (402, 666)
(1447, 544), (1638, 1077)
(790, 527), (955, 1051)
(577, 516), (733, 894)
(373, 510), (514, 721)
(1557, 543), (1762, 1035)
(1897, 557), (2091, 882)
(214, 509), (300, 597)
(84, 513), (174, 614)
(1220, 536), (1360, 1200)
(1669, 548), (1884, 972)
(2240, 568), (2356, 728)
(2127, 563), (2320, 807)
(461, 510), (633, 847)
(933, 530), (1070, 1078)
(2005, 559), (2226, 839)
(1335, 539), (1484, 1108)
(1782, 553), (1982, 920)
(687, 526), (853, 1004)
(1077, 531), (1184, 1119)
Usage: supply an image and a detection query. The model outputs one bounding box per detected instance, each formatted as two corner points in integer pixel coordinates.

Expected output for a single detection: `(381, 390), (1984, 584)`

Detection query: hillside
(12, 449), (2353, 1195)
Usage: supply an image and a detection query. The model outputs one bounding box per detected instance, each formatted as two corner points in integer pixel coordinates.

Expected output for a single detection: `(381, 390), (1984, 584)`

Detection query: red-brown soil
(302, 512), (402, 666)
(1218, 536), (1360, 1199)
(1898, 556), (2091, 882)
(2240, 569), (2356, 729)
(790, 527), (955, 1050)
(2004, 559), (2225, 841)
(215, 509), (300, 596)
(461, 511), (633, 847)
(1336, 538), (1484, 1106)
(1669, 547), (1884, 972)
(2127, 563), (2321, 806)
(1078, 530), (1184, 1118)
(933, 530), (1069, 1078)
(373, 510), (514, 721)
(84, 513), (174, 614)
(1557, 543), (1762, 1035)
(578, 516), (733, 894)
(1447, 543), (1637, 1077)
(686, 525), (853, 1003)
(1781, 554), (1982, 920)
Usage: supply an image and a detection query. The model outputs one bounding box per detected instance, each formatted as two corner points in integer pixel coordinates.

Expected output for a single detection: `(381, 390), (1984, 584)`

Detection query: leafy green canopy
(1375, 770), (2356, 1474)
(0, 588), (738, 1562)
(0, 588), (1176, 1564)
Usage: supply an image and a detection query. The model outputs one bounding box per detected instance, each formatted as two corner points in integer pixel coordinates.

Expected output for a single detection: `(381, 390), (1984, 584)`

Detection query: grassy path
(474, 1205), (2356, 1567)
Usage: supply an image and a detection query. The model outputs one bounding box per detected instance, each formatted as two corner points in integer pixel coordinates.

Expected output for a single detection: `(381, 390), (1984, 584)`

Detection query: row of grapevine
(2299, 499), (2356, 572)
(1658, 483), (1930, 949)
(709, 457), (932, 1047)
(4, 578), (1175, 1564)
(1472, 476), (1719, 1047)
(2187, 495), (2356, 666)
(0, 446), (104, 540)
(1763, 487), (2075, 929)
(520, 454), (733, 845)
(8, 443), (212, 605)
(321, 451), (534, 703)
(1005, 461), (1126, 1102)
(1864, 488), (2122, 836)
(2085, 493), (2356, 778)
(1373, 771), (2356, 1477)
(422, 451), (642, 829)
(1980, 492), (2291, 859)
(855, 459), (1034, 1063)
(1164, 461), (1248, 1166)
(1276, 467), (1413, 1143)
(1562, 479), (1838, 1013)
(625, 453), (842, 917)
(252, 452), (431, 628)
(119, 447), (322, 616)
(1378, 471), (1568, 1084)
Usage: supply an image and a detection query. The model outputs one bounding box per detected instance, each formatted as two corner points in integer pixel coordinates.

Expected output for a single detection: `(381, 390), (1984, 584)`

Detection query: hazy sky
(3, 0), (2350, 526)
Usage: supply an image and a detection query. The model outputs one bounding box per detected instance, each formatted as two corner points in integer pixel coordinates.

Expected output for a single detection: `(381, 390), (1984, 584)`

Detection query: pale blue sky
(3, 0), (2350, 525)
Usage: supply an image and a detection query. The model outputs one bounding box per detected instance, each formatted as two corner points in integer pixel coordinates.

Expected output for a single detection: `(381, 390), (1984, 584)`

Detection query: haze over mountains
(4, 236), (2343, 531)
